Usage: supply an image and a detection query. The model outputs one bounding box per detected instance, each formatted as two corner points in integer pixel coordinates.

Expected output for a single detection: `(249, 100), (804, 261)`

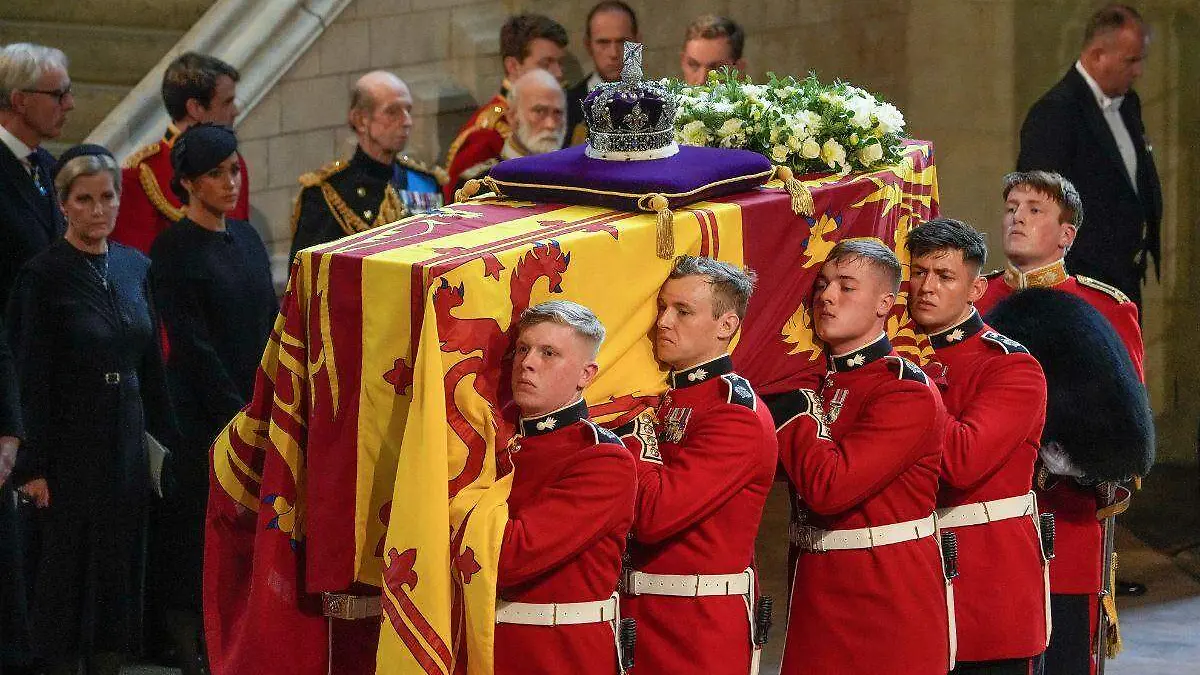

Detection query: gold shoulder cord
(320, 183), (407, 236)
(138, 162), (184, 222)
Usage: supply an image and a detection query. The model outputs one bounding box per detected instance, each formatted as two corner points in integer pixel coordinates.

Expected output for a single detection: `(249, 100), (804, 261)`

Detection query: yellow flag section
(371, 199), (746, 674)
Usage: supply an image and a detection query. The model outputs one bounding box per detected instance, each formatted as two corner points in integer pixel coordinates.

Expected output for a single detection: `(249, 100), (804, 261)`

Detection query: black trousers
(1044, 593), (1096, 675)
(952, 655), (1042, 675)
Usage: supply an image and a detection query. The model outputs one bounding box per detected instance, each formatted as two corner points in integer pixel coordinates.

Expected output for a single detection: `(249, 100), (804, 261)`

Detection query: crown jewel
(583, 42), (679, 161)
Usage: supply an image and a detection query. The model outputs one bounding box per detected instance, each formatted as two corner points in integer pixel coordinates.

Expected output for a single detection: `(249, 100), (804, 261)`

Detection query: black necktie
(27, 152), (47, 198)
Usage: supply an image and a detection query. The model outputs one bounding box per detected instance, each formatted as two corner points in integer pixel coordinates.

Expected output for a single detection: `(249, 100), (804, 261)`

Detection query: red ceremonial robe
(771, 334), (951, 675)
(977, 260), (1144, 596)
(925, 309), (1050, 661)
(621, 354), (777, 675)
(113, 125), (251, 254)
(444, 89), (509, 202)
(496, 399), (636, 675)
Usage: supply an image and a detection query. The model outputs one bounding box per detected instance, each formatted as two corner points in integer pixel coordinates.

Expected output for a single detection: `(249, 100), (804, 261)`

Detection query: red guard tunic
(444, 88), (510, 202)
(113, 125), (252, 254)
(925, 309), (1049, 662)
(496, 398), (636, 675)
(977, 259), (1143, 597)
(621, 354), (777, 675)
(770, 334), (951, 675)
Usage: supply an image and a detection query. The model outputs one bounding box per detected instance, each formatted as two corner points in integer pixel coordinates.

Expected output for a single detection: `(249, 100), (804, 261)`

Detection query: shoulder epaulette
(298, 159), (350, 189)
(720, 373), (757, 410)
(123, 141), (161, 169)
(1076, 275), (1132, 304)
(397, 154), (449, 185)
(584, 419), (625, 447)
(886, 355), (929, 384)
(446, 101), (511, 167)
(981, 330), (1030, 355)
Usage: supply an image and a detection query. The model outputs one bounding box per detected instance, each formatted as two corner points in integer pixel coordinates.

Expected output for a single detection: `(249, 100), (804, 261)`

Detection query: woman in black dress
(7, 144), (177, 675)
(148, 124), (278, 672)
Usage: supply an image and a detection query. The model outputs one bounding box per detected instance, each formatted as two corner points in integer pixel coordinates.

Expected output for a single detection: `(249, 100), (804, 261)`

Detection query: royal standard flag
(204, 142), (938, 674)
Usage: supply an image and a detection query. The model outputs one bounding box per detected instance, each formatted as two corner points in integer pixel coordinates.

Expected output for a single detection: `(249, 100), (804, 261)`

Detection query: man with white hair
(0, 41), (72, 675)
(290, 70), (444, 260)
(452, 68), (566, 193)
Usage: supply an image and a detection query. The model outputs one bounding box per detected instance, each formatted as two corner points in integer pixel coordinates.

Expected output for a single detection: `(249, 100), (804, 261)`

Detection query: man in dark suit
(0, 41), (71, 675)
(564, 1), (639, 147)
(1017, 4), (1161, 308)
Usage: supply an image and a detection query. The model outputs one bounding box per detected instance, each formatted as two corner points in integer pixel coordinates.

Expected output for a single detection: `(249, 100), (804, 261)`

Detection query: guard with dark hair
(979, 170), (1151, 675)
(907, 218), (1051, 675)
(620, 255), (776, 675)
(113, 51), (250, 254)
(564, 1), (640, 147)
(768, 239), (953, 675)
(444, 14), (568, 201)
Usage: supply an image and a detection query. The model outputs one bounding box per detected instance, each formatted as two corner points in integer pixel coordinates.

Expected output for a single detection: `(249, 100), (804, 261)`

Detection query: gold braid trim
(1103, 551), (1123, 658)
(319, 182), (406, 236)
(123, 141), (161, 169)
(138, 161), (184, 222)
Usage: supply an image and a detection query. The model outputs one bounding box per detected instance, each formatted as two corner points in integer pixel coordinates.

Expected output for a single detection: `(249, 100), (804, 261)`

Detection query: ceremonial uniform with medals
(444, 85), (510, 202)
(621, 354), (776, 675)
(768, 334), (953, 675)
(925, 310), (1050, 672)
(495, 399), (636, 675)
(112, 125), (251, 253)
(289, 146), (444, 260)
(978, 260), (1145, 675)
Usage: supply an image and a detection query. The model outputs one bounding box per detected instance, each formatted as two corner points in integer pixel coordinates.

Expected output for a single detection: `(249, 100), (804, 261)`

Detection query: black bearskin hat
(985, 288), (1154, 481)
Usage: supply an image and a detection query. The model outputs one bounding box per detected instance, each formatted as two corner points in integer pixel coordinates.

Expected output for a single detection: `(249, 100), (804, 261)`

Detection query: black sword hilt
(754, 595), (774, 646)
(619, 617), (637, 670)
(1040, 513), (1056, 560)
(940, 530), (959, 580)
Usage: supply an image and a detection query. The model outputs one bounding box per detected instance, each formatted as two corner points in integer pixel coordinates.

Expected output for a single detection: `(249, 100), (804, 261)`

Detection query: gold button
(363, 210), (373, 220)
(356, 186), (367, 197)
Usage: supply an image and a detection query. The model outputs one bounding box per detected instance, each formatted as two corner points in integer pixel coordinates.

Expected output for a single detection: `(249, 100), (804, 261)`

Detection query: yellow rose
(820, 138), (847, 170)
(679, 120), (710, 146)
(800, 137), (821, 159)
(857, 142), (884, 166)
(771, 144), (790, 163)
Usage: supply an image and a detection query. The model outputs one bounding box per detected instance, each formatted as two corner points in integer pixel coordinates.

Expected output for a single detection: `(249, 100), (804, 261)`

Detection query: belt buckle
(620, 568), (636, 595)
(791, 524), (825, 553)
(105, 372), (120, 385)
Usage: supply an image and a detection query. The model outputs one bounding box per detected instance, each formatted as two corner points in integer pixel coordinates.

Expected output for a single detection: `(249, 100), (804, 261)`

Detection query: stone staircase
(0, 0), (216, 153)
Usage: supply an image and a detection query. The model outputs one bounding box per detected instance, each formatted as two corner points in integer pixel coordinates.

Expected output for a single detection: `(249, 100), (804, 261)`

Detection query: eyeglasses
(21, 86), (73, 105)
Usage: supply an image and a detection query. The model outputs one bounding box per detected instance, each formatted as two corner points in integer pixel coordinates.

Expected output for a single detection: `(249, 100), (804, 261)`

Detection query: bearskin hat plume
(985, 288), (1154, 480)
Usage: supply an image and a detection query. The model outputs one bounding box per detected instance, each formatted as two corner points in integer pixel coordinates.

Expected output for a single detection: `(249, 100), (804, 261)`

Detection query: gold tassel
(644, 194), (675, 260)
(774, 165), (815, 217)
(453, 179), (484, 203)
(1103, 550), (1123, 658)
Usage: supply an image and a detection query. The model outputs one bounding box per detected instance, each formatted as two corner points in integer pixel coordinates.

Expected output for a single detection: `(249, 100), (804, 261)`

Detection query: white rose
(771, 144), (791, 163)
(787, 133), (804, 152)
(679, 120), (711, 146)
(712, 100), (735, 114)
(845, 95), (875, 130)
(800, 137), (821, 159)
(875, 102), (906, 134)
(716, 118), (744, 138)
(820, 138), (847, 170)
(857, 141), (884, 165)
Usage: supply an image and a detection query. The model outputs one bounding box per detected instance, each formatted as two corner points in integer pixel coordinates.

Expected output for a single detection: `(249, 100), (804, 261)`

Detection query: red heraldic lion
(768, 335), (952, 675)
(496, 399), (636, 675)
(114, 126), (252, 253)
(621, 354), (777, 675)
(925, 309), (1050, 662)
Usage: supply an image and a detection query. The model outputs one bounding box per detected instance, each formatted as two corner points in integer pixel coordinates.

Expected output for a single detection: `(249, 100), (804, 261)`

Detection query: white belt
(790, 513), (936, 552)
(495, 593), (619, 626)
(936, 492), (1037, 528)
(623, 568), (753, 597)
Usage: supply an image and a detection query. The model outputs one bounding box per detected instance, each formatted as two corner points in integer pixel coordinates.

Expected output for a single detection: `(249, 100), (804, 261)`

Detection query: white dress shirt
(1075, 60), (1139, 193)
(0, 123), (36, 175)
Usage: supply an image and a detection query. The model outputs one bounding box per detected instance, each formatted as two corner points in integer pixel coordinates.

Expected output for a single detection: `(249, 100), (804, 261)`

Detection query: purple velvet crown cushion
(486, 145), (773, 212)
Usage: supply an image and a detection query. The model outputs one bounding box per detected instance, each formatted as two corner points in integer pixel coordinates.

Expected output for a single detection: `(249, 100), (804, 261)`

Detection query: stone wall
(235, 0), (1199, 462)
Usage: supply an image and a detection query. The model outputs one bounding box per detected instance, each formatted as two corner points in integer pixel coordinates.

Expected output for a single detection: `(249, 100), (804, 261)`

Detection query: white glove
(1039, 441), (1085, 478)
